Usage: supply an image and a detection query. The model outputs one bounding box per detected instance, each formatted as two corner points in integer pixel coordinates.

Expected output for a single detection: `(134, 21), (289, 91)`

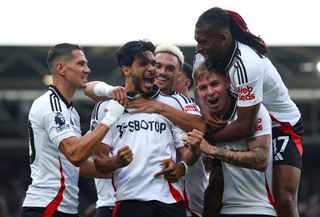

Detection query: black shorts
(95, 206), (113, 217)
(272, 118), (304, 169)
(113, 200), (187, 217)
(21, 207), (78, 217)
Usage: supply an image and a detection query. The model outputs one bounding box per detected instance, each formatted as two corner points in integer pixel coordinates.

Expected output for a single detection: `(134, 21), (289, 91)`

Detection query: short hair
(47, 43), (82, 72)
(116, 40), (155, 67)
(155, 43), (184, 66)
(193, 62), (227, 85)
(181, 62), (194, 89)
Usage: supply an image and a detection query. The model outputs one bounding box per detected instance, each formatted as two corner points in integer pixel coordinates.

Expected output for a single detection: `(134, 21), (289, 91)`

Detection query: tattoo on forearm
(214, 143), (268, 171)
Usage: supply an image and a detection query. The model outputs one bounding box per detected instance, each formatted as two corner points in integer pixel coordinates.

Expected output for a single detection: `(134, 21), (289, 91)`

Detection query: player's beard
(132, 74), (152, 96)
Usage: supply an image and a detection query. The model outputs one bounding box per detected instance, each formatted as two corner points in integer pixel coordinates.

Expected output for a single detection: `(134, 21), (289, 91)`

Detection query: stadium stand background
(0, 46), (319, 216)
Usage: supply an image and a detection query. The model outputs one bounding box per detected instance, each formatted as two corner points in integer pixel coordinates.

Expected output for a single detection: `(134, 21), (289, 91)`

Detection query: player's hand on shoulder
(128, 97), (160, 114)
(112, 86), (128, 107)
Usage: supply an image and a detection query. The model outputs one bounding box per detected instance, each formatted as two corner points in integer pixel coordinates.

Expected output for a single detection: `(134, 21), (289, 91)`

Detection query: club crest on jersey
(91, 120), (98, 131)
(237, 85), (255, 101)
(54, 112), (70, 133)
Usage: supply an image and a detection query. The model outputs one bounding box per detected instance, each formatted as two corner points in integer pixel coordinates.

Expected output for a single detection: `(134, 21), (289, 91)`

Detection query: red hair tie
(225, 9), (249, 33)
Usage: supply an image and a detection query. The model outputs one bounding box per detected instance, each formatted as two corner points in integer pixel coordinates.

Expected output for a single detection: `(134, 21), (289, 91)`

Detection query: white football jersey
(183, 154), (210, 216)
(169, 91), (201, 117)
(218, 100), (276, 216)
(167, 91), (206, 215)
(23, 85), (81, 214)
(90, 100), (116, 208)
(102, 91), (188, 204)
(194, 41), (301, 127)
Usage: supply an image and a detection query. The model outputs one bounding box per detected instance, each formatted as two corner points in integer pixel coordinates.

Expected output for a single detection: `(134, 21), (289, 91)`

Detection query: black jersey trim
(91, 100), (106, 120)
(225, 41), (238, 71)
(28, 120), (36, 164)
(160, 93), (184, 111)
(223, 92), (237, 120)
(49, 93), (62, 112)
(175, 92), (193, 104)
(234, 57), (248, 85)
(49, 85), (73, 108)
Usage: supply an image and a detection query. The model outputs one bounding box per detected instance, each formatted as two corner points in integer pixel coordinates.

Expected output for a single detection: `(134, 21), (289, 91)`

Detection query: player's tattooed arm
(201, 134), (270, 172)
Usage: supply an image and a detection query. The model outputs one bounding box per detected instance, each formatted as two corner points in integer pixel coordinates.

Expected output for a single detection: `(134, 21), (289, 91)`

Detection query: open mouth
(144, 77), (154, 88)
(208, 97), (219, 107)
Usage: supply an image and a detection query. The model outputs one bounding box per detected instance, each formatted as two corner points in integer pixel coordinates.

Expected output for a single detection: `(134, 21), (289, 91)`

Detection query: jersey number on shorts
(273, 136), (289, 161)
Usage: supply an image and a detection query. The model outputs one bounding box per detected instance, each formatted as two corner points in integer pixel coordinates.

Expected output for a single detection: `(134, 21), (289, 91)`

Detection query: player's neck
(52, 81), (75, 104)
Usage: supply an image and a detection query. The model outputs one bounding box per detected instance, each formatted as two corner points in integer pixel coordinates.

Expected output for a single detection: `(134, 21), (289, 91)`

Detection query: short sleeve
(229, 58), (263, 107)
(182, 101), (202, 117)
(171, 123), (187, 149)
(43, 111), (76, 148)
(252, 104), (271, 138)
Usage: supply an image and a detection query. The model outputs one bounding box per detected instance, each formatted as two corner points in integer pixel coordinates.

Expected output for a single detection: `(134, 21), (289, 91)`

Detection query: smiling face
(195, 68), (231, 117)
(154, 52), (181, 95)
(64, 50), (91, 89)
(54, 49), (91, 90)
(194, 24), (231, 67)
(124, 51), (156, 94)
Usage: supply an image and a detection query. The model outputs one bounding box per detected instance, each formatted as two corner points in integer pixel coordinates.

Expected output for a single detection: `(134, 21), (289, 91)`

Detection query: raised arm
(129, 97), (206, 133)
(178, 129), (203, 165)
(84, 81), (128, 106)
(58, 100), (124, 167)
(158, 102), (206, 133)
(84, 81), (108, 102)
(205, 104), (260, 142)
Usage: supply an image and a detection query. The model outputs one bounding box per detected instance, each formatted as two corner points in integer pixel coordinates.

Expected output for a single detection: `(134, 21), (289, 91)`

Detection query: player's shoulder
(170, 91), (195, 104)
(90, 99), (110, 121)
(30, 87), (70, 115)
(93, 99), (110, 111)
(156, 92), (184, 111)
(31, 90), (54, 112)
(156, 92), (201, 115)
(236, 42), (266, 64)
